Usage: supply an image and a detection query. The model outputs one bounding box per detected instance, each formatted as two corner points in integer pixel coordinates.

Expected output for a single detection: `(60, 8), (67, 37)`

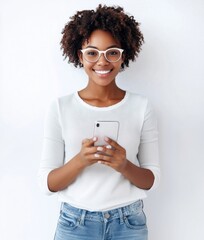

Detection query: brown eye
(105, 48), (123, 62)
(86, 50), (98, 56)
(107, 50), (120, 56)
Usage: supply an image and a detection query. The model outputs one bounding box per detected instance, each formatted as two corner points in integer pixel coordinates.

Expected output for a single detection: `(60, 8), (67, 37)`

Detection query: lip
(93, 69), (112, 76)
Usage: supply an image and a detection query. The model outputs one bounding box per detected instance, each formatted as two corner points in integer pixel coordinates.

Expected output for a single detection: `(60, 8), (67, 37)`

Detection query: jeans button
(104, 213), (110, 219)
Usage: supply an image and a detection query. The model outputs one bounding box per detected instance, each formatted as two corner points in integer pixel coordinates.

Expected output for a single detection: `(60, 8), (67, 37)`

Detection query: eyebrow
(85, 45), (120, 49)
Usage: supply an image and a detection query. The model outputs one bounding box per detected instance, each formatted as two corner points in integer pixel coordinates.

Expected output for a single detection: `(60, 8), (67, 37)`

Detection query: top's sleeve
(38, 100), (65, 195)
(137, 100), (160, 191)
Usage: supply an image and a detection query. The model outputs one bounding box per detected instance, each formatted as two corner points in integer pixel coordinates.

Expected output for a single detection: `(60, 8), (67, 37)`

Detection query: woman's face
(79, 29), (124, 87)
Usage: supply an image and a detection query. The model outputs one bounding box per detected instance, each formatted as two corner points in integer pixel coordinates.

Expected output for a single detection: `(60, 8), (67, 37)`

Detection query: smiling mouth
(94, 70), (112, 75)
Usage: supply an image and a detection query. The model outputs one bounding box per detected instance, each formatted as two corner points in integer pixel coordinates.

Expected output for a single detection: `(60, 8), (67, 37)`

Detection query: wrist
(74, 153), (87, 170)
(119, 159), (128, 174)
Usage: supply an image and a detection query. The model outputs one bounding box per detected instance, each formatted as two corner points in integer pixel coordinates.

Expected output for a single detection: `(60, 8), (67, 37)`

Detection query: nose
(97, 53), (109, 65)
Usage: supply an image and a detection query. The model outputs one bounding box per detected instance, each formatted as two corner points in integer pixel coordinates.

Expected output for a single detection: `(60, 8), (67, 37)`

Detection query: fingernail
(104, 137), (109, 141)
(97, 147), (103, 151)
(93, 137), (97, 141)
(106, 145), (112, 149)
(94, 153), (100, 158)
(98, 161), (102, 164)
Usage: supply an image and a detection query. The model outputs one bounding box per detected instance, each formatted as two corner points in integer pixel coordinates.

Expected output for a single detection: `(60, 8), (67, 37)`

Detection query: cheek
(113, 62), (123, 71)
(83, 63), (95, 75)
(83, 60), (95, 68)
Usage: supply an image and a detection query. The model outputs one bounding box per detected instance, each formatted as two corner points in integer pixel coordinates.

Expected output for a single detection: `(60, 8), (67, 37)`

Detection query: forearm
(47, 154), (85, 192)
(47, 138), (99, 192)
(121, 160), (155, 190)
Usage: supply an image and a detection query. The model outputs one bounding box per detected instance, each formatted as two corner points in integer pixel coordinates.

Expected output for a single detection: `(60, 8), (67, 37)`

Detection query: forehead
(83, 29), (121, 49)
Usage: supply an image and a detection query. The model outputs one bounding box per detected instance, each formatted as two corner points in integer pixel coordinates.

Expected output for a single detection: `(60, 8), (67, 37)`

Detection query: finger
(82, 137), (97, 147)
(98, 159), (115, 168)
(83, 153), (103, 164)
(84, 146), (100, 156)
(104, 137), (123, 150)
(94, 153), (112, 162)
(96, 145), (114, 157)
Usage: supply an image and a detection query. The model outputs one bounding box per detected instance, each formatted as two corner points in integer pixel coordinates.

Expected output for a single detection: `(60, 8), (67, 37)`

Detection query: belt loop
(60, 202), (64, 213)
(141, 199), (144, 209)
(80, 210), (86, 226)
(118, 208), (124, 224)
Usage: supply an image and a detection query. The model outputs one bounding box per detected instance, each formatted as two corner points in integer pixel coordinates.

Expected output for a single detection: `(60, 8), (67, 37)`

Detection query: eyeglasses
(80, 48), (124, 63)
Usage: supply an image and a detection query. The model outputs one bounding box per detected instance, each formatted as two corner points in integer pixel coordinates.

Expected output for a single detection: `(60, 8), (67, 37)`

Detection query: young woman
(38, 4), (160, 240)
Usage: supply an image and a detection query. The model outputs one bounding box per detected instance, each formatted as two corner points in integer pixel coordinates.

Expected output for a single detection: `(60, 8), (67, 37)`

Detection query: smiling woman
(78, 29), (124, 88)
(38, 4), (160, 240)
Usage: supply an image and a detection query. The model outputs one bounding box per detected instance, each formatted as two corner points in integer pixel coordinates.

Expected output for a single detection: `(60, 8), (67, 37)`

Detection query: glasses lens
(83, 49), (99, 62)
(105, 49), (122, 62)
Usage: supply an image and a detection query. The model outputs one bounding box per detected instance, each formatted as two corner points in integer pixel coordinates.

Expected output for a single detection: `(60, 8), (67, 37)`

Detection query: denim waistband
(60, 200), (143, 224)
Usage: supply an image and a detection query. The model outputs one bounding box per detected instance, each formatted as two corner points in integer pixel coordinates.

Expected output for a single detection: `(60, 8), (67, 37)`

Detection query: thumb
(82, 137), (97, 146)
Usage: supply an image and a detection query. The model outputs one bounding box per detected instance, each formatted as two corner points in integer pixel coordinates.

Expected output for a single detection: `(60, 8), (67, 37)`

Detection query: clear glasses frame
(80, 48), (124, 63)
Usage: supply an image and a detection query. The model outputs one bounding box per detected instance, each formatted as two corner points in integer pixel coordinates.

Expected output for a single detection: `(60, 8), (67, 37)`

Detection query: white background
(0, 0), (204, 239)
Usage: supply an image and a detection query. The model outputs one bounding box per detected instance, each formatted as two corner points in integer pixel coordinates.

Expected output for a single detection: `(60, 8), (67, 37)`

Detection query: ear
(78, 50), (83, 64)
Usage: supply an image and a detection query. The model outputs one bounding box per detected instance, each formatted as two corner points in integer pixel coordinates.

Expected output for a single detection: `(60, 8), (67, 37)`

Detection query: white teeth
(95, 70), (111, 74)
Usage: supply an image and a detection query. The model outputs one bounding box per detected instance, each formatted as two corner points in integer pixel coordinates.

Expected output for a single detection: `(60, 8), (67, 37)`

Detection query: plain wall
(0, 0), (204, 239)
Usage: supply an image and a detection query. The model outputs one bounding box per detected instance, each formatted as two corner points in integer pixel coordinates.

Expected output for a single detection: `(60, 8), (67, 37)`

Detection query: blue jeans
(54, 200), (148, 240)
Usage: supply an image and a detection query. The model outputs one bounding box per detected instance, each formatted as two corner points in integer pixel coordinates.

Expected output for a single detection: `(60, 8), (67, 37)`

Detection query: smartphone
(93, 121), (119, 146)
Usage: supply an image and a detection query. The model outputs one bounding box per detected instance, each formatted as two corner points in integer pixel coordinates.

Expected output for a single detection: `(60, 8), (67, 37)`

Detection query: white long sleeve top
(38, 91), (160, 211)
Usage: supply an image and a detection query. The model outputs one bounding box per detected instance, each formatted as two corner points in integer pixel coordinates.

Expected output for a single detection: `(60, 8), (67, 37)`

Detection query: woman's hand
(78, 137), (100, 167)
(95, 137), (127, 172)
(47, 137), (99, 192)
(94, 138), (154, 189)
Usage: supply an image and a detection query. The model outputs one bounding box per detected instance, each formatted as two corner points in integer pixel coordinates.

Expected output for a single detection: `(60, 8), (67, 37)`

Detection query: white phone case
(93, 121), (119, 146)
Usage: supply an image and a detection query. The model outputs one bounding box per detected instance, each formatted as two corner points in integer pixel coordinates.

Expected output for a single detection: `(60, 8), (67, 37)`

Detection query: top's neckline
(74, 91), (129, 111)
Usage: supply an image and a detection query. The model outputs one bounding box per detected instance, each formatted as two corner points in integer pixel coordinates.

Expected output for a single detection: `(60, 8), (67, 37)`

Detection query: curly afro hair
(60, 4), (144, 69)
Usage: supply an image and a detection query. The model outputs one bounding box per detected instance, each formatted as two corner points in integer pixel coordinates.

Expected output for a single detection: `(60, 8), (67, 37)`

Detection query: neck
(78, 82), (126, 107)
